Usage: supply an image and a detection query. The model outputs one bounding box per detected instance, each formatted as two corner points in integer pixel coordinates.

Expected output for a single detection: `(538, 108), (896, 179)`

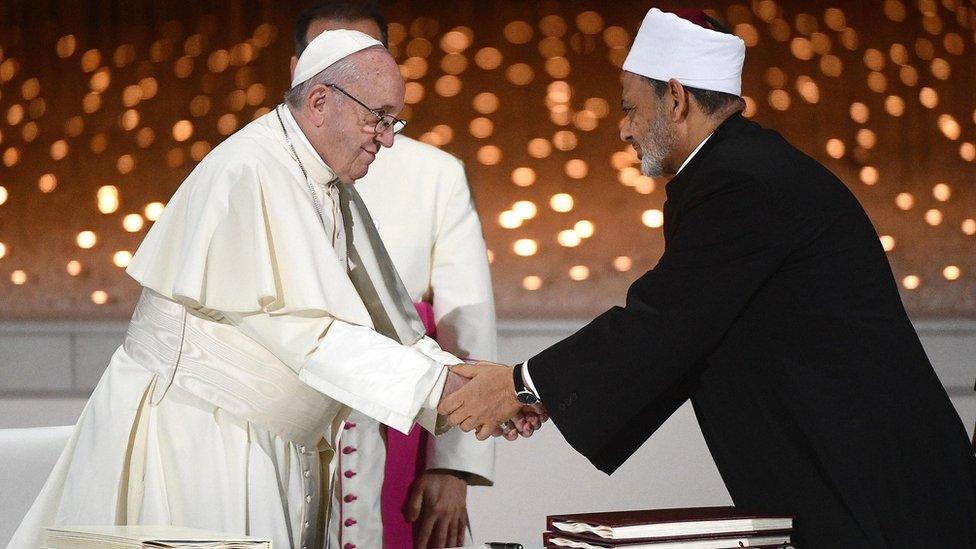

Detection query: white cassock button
(304, 521), (310, 529)
(304, 470), (310, 478)
(298, 445), (306, 453)
(305, 495), (312, 503)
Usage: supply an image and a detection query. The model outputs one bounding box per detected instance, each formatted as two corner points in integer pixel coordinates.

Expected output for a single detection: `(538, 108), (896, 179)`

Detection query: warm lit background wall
(0, 0), (973, 322)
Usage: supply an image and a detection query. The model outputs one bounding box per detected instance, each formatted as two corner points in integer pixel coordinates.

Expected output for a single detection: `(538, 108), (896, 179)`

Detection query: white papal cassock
(7, 106), (462, 549)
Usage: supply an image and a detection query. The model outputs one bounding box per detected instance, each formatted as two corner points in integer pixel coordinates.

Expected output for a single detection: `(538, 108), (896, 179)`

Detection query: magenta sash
(381, 301), (437, 548)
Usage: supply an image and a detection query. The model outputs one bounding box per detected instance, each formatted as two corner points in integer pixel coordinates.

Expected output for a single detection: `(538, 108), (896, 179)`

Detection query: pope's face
(619, 71), (678, 177)
(309, 48), (405, 184)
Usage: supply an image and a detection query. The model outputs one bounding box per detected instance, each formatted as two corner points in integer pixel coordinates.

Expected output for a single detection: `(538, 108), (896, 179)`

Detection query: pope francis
(8, 30), (470, 549)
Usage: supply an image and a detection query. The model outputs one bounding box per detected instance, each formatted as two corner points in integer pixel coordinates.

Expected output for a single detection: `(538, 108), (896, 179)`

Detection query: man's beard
(639, 113), (677, 177)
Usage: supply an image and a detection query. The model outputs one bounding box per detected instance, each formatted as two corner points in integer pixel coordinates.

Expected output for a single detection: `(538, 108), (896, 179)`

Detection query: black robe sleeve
(527, 172), (793, 473)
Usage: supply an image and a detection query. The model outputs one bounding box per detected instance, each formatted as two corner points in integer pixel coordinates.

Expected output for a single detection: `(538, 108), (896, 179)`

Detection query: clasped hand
(437, 361), (548, 441)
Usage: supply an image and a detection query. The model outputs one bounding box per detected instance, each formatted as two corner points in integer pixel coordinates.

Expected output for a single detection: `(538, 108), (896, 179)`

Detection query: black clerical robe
(527, 113), (976, 548)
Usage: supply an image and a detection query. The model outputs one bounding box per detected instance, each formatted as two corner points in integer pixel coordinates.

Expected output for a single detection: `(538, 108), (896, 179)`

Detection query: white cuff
(522, 360), (542, 401)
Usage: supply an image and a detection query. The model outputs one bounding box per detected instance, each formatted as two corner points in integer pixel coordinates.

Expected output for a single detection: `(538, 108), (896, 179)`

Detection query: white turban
(623, 8), (745, 96)
(291, 29), (383, 88)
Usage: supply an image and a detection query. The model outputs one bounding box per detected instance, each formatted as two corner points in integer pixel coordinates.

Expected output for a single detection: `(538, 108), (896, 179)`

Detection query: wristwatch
(513, 363), (540, 405)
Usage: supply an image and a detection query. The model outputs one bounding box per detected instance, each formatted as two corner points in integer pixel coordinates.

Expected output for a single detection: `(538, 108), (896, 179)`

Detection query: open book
(44, 526), (271, 549)
(544, 531), (793, 549)
(548, 507), (793, 541)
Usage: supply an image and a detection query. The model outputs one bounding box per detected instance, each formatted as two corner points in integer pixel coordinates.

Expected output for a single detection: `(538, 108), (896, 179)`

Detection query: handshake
(436, 361), (549, 441)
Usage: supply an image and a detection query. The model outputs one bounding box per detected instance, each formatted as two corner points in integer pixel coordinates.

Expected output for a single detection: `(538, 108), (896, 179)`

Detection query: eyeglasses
(327, 84), (407, 135)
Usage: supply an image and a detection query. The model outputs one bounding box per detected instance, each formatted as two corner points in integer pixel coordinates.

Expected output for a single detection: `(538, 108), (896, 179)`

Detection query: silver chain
(275, 104), (328, 227)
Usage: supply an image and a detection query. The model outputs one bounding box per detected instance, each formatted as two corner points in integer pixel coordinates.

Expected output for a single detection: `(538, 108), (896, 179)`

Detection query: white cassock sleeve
(425, 162), (498, 486)
(224, 311), (460, 435)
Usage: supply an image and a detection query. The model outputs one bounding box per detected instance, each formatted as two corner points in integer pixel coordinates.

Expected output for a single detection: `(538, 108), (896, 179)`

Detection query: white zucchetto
(623, 8), (745, 96)
(291, 29), (383, 88)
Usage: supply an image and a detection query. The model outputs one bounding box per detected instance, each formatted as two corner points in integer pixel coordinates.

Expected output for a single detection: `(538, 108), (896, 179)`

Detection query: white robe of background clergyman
(7, 107), (462, 549)
(329, 136), (498, 548)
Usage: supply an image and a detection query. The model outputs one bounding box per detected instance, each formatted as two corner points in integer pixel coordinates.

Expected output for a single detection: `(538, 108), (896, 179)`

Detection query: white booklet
(44, 525), (271, 549)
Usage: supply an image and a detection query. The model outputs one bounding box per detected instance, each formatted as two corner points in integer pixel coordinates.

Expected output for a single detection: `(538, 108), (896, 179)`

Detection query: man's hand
(405, 470), (468, 549)
(437, 362), (524, 440)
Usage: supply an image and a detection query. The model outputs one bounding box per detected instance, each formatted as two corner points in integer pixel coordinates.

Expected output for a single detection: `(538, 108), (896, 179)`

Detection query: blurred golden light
(97, 185), (120, 214)
(527, 138), (552, 159)
(174, 56), (194, 78)
(441, 53), (468, 75)
(513, 201), (538, 220)
(136, 127), (156, 148)
(899, 65), (919, 87)
(796, 76), (819, 103)
(50, 140), (69, 160)
(64, 116), (84, 137)
(113, 44), (136, 67)
(434, 75), (462, 97)
(553, 130), (578, 151)
(961, 219), (976, 236)
(91, 290), (109, 305)
(961, 143), (976, 162)
(943, 33), (964, 56)
(764, 67), (786, 89)
(840, 27), (858, 50)
(895, 193), (915, 210)
(91, 133), (108, 154)
(504, 21), (534, 44)
(735, 24), (759, 47)
(505, 63), (534, 86)
(859, 167), (879, 185)
(569, 265), (590, 281)
(564, 159), (589, 179)
(217, 114), (238, 136)
(932, 184), (951, 202)
(943, 266), (961, 281)
(558, 230), (582, 247)
(545, 56), (571, 79)
(56, 35), (77, 58)
(469, 117), (494, 139)
(925, 209), (943, 226)
(20, 121), (38, 142)
(513, 239), (538, 256)
(522, 276), (543, 291)
(769, 19), (791, 42)
(172, 120), (193, 142)
(884, 96), (905, 117)
(634, 176), (655, 195)
(884, 0), (906, 21)
(856, 129), (877, 149)
(573, 110), (598, 132)
(3, 147), (20, 167)
(117, 154), (135, 175)
(919, 87), (938, 109)
(819, 55), (843, 77)
(902, 275), (920, 290)
(867, 71), (887, 93)
(889, 43), (909, 65)
(226, 90), (246, 112)
(476, 145), (502, 166)
(498, 211), (523, 230)
(541, 14), (568, 37)
(76, 231), (97, 249)
(245, 83), (266, 106)
(0, 186), (7, 206)
(486, 249), (494, 264)
(123, 214), (145, 232)
(121, 109), (140, 131)
(642, 209), (664, 228)
(768, 90), (791, 111)
(144, 202), (165, 221)
(511, 167), (536, 187)
(431, 125), (454, 145)
(0, 59), (18, 82)
(190, 141), (211, 162)
(826, 138), (846, 158)
(89, 68), (111, 93)
(863, 49), (885, 71)
(849, 102), (870, 123)
(550, 193), (574, 213)
(401, 57), (428, 80)
(473, 92), (499, 114)
(139, 77), (159, 99)
(0, 242), (6, 258)
(7, 104), (25, 125)
(474, 47), (502, 70)
(618, 167), (640, 186)
(440, 30), (471, 54)
(80, 49), (101, 72)
(938, 115), (961, 140)
(66, 260), (82, 276)
(11, 270), (27, 285)
(613, 256), (633, 272)
(790, 37), (814, 60)
(113, 251), (132, 268)
(880, 235), (896, 252)
(574, 220), (595, 238)
(38, 173), (57, 193)
(824, 8), (846, 30)
(21, 78), (40, 100)
(404, 82), (425, 105)
(930, 58), (950, 80)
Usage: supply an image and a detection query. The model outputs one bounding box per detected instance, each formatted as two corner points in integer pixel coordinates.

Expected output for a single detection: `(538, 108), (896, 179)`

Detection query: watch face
(516, 390), (539, 405)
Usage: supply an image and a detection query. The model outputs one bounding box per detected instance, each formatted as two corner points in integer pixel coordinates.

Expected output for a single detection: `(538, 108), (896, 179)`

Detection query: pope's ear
(307, 84), (332, 125)
(289, 56), (298, 80)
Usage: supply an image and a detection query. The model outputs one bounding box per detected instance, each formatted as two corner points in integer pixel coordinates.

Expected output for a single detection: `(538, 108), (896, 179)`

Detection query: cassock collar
(665, 112), (750, 204)
(279, 104), (339, 186)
